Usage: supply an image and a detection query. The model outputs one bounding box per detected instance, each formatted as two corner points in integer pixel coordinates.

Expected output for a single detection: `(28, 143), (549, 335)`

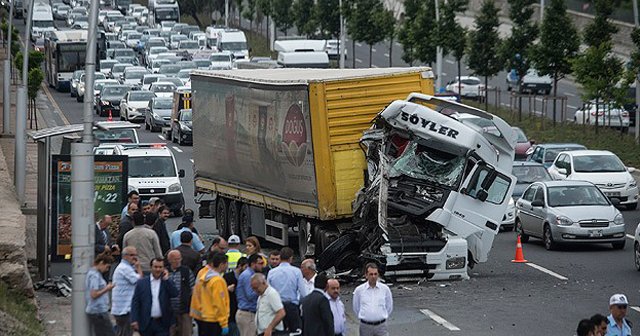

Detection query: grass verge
(464, 100), (640, 168)
(0, 282), (43, 336)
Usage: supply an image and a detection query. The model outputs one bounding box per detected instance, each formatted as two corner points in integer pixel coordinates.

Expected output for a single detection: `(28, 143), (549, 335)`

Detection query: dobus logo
(281, 104), (307, 167)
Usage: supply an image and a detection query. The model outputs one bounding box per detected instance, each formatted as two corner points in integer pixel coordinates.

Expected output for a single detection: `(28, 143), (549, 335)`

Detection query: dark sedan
(145, 97), (173, 132)
(171, 109), (192, 145)
(95, 85), (130, 117)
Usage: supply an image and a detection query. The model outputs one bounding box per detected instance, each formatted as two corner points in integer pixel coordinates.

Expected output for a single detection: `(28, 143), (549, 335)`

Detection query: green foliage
(582, 0), (617, 48)
(572, 42), (628, 108)
(413, 0), (437, 65)
(14, 51), (44, 80)
(397, 0), (422, 66)
(314, 0), (340, 39)
(27, 68), (44, 100)
(501, 0), (537, 84)
(0, 282), (44, 336)
(438, 0), (467, 56)
(179, 0), (208, 27)
(271, 0), (294, 34)
(243, 0), (257, 28)
(292, 0), (316, 36)
(531, 0), (579, 85)
(345, 0), (394, 66)
(629, 27), (640, 75)
(467, 0), (502, 78)
(257, 0), (272, 18)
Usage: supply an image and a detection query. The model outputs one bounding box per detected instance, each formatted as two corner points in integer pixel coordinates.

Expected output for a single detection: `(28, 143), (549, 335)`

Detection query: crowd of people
(87, 192), (395, 336)
(576, 294), (632, 336)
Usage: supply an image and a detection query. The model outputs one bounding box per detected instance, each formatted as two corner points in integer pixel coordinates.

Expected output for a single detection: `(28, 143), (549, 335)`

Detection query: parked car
(171, 108), (192, 145)
(515, 180), (626, 250)
(145, 97), (173, 132)
(526, 143), (587, 168)
(547, 150), (638, 210)
(121, 90), (156, 122)
(506, 68), (552, 95)
(445, 76), (484, 99)
(574, 102), (630, 132)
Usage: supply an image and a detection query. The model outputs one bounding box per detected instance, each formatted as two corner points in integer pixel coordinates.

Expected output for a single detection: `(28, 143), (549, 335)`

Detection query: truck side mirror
(477, 189), (488, 202)
(557, 168), (568, 176)
(178, 169), (185, 178)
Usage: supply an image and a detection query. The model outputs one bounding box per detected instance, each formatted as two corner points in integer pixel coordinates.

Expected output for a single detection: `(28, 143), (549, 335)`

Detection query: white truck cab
(216, 29), (248, 59)
(113, 143), (185, 215)
(30, 1), (55, 41)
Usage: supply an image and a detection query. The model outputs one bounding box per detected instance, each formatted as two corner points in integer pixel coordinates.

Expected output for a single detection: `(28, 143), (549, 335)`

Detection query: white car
(547, 150), (638, 210)
(150, 82), (177, 98)
(146, 46), (169, 65)
(445, 76), (485, 99)
(325, 39), (348, 60)
(209, 52), (233, 70)
(120, 90), (156, 122)
(574, 102), (630, 131)
(141, 74), (168, 91)
(501, 197), (516, 231)
(148, 58), (172, 74)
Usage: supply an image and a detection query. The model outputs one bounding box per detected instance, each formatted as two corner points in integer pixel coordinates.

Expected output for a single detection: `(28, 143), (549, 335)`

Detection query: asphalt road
(25, 18), (640, 336)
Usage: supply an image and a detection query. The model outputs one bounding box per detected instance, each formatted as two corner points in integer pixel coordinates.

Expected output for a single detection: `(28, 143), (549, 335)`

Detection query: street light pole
(540, 0), (544, 21)
(71, 0), (98, 333)
(15, 0), (35, 205)
(339, 0), (346, 69)
(3, 0), (14, 136)
(633, 0), (639, 144)
(435, 0), (443, 92)
(224, 0), (229, 27)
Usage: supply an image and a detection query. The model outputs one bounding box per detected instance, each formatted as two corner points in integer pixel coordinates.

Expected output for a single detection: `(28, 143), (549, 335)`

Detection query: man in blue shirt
(266, 247), (308, 332)
(235, 254), (264, 336)
(607, 294), (632, 336)
(112, 246), (143, 336)
(86, 253), (116, 336)
(170, 221), (205, 253)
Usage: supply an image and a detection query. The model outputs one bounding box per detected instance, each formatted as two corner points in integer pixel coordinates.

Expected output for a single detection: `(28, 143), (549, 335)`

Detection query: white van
(216, 29), (248, 59)
(273, 39), (326, 53)
(30, 1), (55, 41)
(205, 25), (226, 50)
(113, 143), (186, 215)
(276, 51), (329, 68)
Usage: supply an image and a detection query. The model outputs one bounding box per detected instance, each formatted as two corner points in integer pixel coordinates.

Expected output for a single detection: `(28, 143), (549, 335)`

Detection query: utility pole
(435, 0), (443, 92)
(15, 0), (35, 206)
(540, 0), (544, 21)
(3, 0), (14, 136)
(225, 0), (229, 26)
(634, 0), (639, 144)
(71, 0), (98, 333)
(339, 0), (346, 69)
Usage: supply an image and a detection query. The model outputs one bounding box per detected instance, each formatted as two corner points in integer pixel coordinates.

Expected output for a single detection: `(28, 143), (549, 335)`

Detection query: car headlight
(629, 181), (637, 188)
(168, 183), (181, 192)
(100, 100), (110, 106)
(556, 216), (573, 226)
(152, 112), (160, 119)
(614, 213), (624, 225)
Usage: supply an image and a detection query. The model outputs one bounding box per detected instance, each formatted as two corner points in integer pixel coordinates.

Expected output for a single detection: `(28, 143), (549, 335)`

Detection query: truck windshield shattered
(389, 141), (465, 188)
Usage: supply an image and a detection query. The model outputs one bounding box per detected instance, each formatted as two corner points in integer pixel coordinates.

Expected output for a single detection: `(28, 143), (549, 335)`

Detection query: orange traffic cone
(107, 110), (113, 122)
(511, 235), (528, 263)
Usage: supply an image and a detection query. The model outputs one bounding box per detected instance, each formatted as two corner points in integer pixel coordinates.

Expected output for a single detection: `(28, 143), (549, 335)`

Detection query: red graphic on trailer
(281, 104), (307, 167)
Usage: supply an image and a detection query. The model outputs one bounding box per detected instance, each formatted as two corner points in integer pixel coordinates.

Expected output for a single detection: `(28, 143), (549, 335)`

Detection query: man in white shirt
(352, 263), (393, 336)
(111, 246), (143, 336)
(301, 259), (317, 295)
(325, 279), (346, 336)
(251, 273), (286, 336)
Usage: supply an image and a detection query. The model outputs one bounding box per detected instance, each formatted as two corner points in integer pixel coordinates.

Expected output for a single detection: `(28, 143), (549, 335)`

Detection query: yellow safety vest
(225, 250), (245, 271)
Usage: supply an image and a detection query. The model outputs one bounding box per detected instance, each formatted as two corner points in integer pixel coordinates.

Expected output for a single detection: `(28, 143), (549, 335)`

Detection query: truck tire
(216, 197), (229, 237)
(228, 200), (240, 236)
(239, 204), (252, 241)
(317, 232), (360, 273)
(298, 219), (311, 258)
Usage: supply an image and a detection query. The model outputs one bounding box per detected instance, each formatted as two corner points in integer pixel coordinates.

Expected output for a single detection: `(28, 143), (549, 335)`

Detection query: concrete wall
(0, 145), (34, 298)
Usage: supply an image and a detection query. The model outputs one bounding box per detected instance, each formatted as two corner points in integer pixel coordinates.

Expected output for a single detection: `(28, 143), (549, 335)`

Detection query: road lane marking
(371, 48), (376, 52)
(172, 146), (183, 153)
(158, 135), (166, 141)
(631, 306), (640, 314)
(627, 234), (635, 240)
(41, 84), (71, 126)
(355, 58), (362, 63)
(445, 59), (455, 64)
(356, 42), (362, 47)
(526, 262), (569, 281)
(442, 72), (447, 76)
(420, 309), (461, 331)
(190, 159), (194, 164)
(564, 92), (576, 97)
(384, 53), (389, 57)
(372, 64), (379, 68)
(567, 105), (578, 109)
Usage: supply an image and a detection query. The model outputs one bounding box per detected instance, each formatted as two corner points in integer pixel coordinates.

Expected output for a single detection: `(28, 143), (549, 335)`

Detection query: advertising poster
(50, 155), (128, 261)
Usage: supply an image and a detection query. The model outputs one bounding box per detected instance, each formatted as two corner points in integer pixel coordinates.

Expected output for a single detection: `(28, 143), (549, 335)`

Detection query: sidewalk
(0, 45), (73, 335)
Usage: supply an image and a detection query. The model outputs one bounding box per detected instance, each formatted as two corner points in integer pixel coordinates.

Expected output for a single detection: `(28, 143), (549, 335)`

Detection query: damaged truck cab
(346, 93), (517, 280)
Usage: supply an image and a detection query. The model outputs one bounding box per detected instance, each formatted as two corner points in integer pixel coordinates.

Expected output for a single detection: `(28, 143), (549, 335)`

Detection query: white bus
(148, 0), (179, 28)
(44, 30), (87, 91)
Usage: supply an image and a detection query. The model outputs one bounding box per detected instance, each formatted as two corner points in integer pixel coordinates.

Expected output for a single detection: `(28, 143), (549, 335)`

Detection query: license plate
(589, 230), (603, 238)
(605, 192), (621, 197)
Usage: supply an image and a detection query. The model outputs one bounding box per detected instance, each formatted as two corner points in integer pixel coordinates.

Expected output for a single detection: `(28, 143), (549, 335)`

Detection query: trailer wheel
(228, 200), (240, 237)
(239, 204), (252, 241)
(216, 197), (229, 237)
(317, 232), (360, 273)
(298, 219), (311, 258)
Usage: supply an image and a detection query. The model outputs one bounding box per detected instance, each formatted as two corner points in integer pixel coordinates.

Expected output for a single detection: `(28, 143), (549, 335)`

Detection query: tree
(14, 50), (44, 80)
(531, 0), (579, 125)
(271, 0), (294, 35)
(582, 0), (617, 48)
(413, 0), (437, 66)
(344, 0), (364, 67)
(438, 0), (468, 94)
(397, 0), (423, 66)
(27, 68), (43, 129)
(180, 0), (208, 27)
(383, 12), (397, 67)
(501, 0), (538, 121)
(293, 0), (316, 36)
(314, 0), (340, 40)
(257, 0), (272, 43)
(349, 0), (394, 68)
(243, 0), (257, 30)
(467, 0), (502, 110)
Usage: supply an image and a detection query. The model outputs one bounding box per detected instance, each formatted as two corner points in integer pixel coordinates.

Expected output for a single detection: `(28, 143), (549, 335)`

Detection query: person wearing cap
(607, 294), (632, 336)
(170, 211), (205, 253)
(226, 235), (245, 272)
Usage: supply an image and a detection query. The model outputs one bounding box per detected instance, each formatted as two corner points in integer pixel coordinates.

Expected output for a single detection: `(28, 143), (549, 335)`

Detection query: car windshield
(100, 60), (118, 70)
(210, 54), (231, 62)
(547, 185), (610, 207)
(94, 129), (136, 143)
(114, 49), (135, 57)
(153, 83), (176, 92)
(513, 127), (527, 143)
(171, 35), (187, 42)
(180, 110), (192, 121)
(162, 78), (183, 86)
(33, 20), (54, 28)
(112, 64), (132, 73)
(194, 60), (210, 68)
(153, 99), (173, 109)
(159, 65), (180, 74)
(512, 165), (551, 184)
(177, 71), (190, 79)
(130, 91), (155, 101)
(125, 71), (147, 79)
(153, 60), (171, 68)
(389, 141), (465, 188)
(150, 47), (168, 55)
(220, 41), (247, 50)
(573, 155), (626, 173)
(101, 86), (128, 97)
(544, 147), (584, 162)
(180, 41), (198, 49)
(143, 76), (164, 84)
(95, 81), (117, 91)
(127, 33), (142, 40)
(129, 157), (175, 177)
(161, 22), (175, 29)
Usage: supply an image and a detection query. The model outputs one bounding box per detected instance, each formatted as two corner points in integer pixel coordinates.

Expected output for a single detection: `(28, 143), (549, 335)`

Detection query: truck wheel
(239, 204), (252, 241)
(298, 219), (311, 258)
(216, 198), (229, 237)
(317, 232), (360, 273)
(228, 200), (240, 236)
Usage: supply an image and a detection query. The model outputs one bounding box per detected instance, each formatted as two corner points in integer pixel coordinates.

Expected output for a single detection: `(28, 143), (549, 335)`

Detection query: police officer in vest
(226, 235), (246, 273)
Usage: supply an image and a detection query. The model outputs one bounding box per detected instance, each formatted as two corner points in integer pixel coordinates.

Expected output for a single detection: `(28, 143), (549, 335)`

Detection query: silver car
(515, 180), (626, 250)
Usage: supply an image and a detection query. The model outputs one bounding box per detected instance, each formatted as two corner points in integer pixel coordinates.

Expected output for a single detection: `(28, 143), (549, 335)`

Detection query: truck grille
(138, 188), (166, 195)
(578, 220), (609, 228)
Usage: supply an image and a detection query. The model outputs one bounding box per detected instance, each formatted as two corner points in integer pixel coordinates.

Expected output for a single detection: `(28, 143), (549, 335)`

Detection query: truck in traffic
(148, 0), (179, 28)
(191, 68), (516, 280)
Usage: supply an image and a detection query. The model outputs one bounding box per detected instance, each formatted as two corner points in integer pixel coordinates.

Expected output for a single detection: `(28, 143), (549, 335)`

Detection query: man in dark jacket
(167, 250), (195, 336)
(131, 258), (178, 336)
(300, 273), (333, 336)
(117, 202), (138, 249)
(154, 206), (172, 255)
(176, 231), (201, 273)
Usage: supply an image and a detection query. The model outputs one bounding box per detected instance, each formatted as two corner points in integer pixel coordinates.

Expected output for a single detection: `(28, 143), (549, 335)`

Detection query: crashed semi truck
(191, 68), (517, 280)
